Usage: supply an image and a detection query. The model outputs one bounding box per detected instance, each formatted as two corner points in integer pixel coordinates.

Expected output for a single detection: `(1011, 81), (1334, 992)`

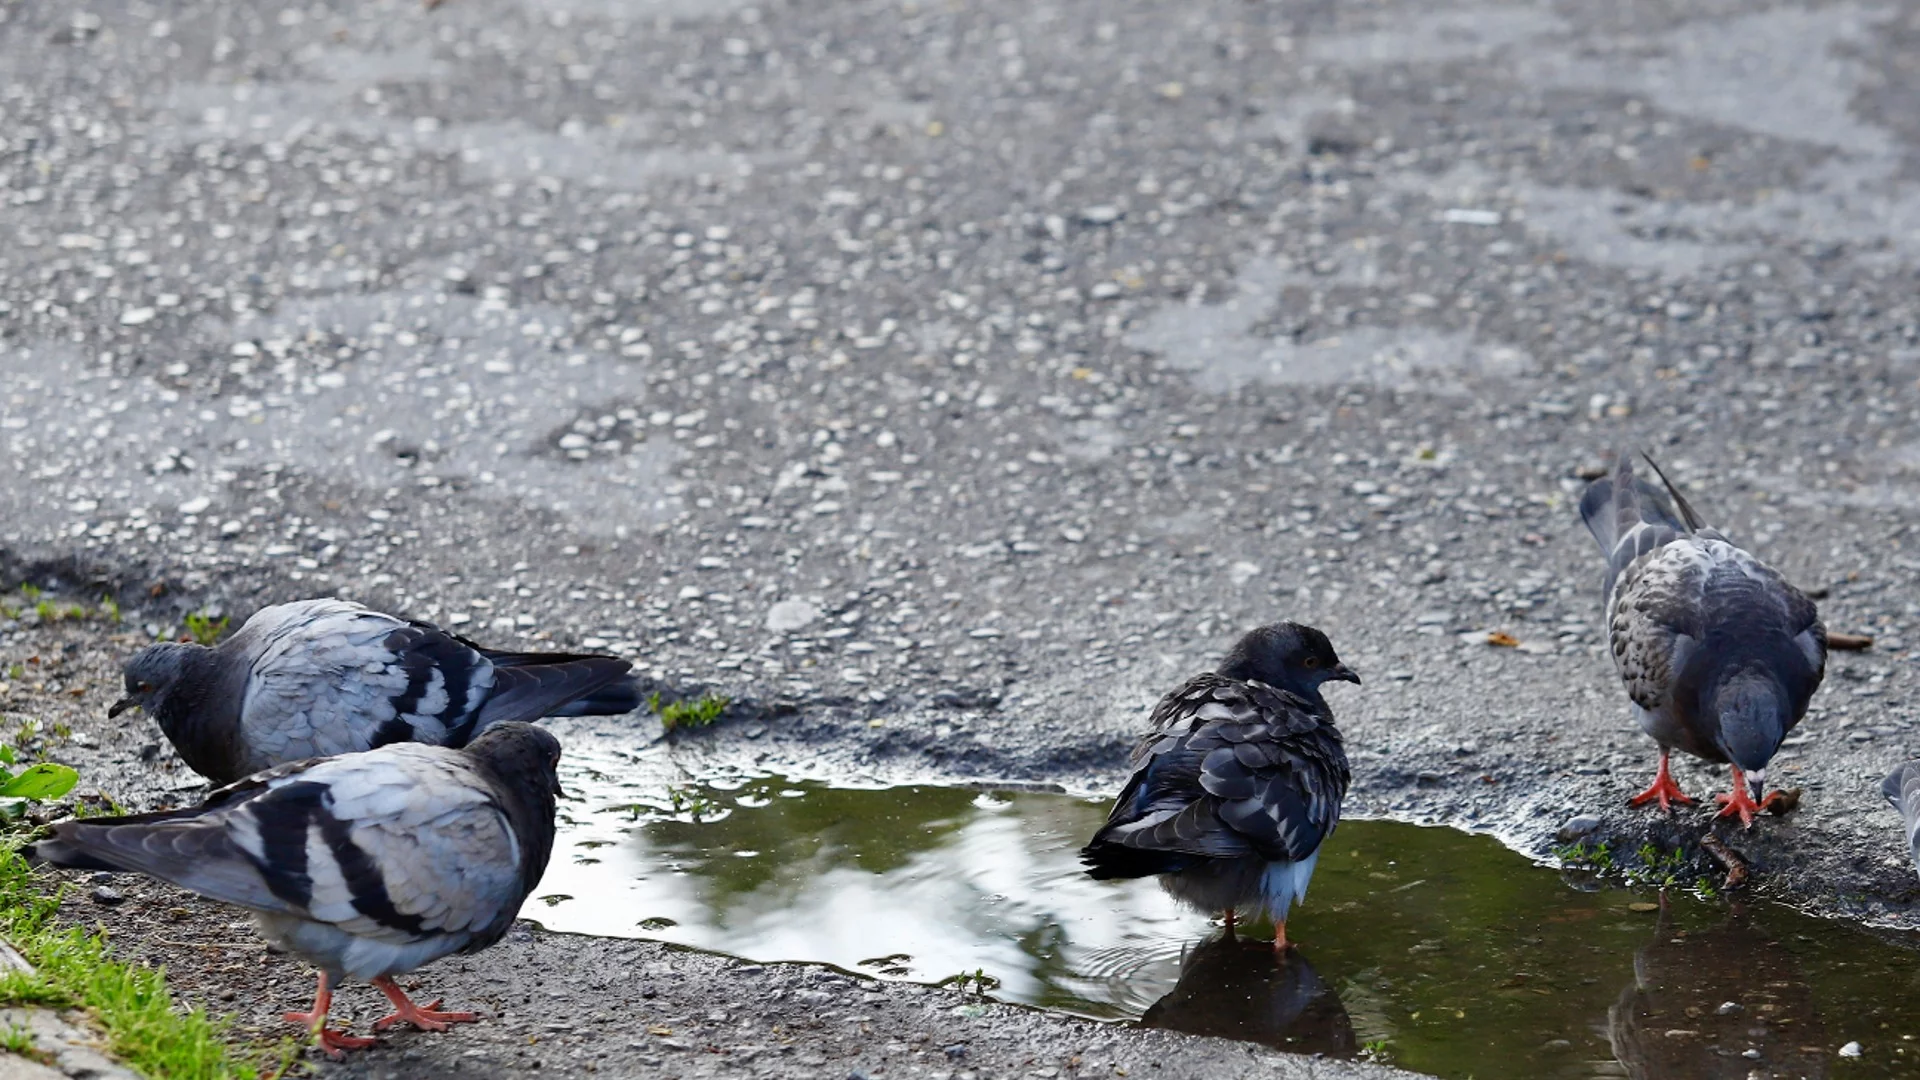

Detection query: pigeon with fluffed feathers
(28, 722), (562, 1058)
(1881, 762), (1920, 881)
(112, 597), (637, 783)
(1081, 622), (1357, 952)
(1579, 451), (1825, 825)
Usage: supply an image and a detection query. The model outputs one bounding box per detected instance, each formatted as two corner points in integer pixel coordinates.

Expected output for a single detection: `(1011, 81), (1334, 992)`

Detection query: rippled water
(532, 766), (1920, 1079)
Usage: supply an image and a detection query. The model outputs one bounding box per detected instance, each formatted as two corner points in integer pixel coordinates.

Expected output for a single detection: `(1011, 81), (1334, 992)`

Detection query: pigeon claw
(372, 976), (481, 1033)
(1271, 920), (1294, 955)
(1714, 771), (1781, 828)
(311, 1027), (379, 1059)
(284, 973), (377, 1059)
(1626, 751), (1694, 812)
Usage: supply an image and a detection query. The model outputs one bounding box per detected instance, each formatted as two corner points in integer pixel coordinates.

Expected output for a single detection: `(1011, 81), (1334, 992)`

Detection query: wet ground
(7, 0), (1920, 1075)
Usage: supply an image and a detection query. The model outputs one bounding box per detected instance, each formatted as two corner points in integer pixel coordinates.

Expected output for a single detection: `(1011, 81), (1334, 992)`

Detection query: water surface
(533, 771), (1920, 1078)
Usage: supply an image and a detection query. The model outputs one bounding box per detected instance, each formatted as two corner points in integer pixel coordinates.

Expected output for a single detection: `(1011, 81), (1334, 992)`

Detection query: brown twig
(1827, 631), (1874, 651)
(1700, 831), (1750, 891)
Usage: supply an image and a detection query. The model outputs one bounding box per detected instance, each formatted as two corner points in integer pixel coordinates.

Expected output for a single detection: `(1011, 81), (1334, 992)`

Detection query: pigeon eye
(1301, 656), (1321, 669)
(139, 681), (155, 692)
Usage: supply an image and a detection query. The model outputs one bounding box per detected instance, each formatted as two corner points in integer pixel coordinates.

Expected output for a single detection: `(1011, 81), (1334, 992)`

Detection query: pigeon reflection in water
(1609, 902), (1827, 1080)
(1140, 931), (1355, 1058)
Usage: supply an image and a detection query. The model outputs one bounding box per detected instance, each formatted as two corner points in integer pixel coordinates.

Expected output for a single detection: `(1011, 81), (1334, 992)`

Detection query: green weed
(649, 692), (729, 732)
(182, 614), (229, 646)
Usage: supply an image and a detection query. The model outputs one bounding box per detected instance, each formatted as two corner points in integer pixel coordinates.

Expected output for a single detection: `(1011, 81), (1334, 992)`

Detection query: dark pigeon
(29, 722), (562, 1058)
(1579, 452), (1826, 825)
(1881, 762), (1920, 880)
(111, 597), (638, 782)
(1081, 622), (1357, 952)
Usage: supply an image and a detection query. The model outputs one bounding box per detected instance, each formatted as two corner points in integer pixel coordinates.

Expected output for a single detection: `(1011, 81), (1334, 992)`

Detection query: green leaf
(0, 745), (16, 766)
(0, 764), (78, 801)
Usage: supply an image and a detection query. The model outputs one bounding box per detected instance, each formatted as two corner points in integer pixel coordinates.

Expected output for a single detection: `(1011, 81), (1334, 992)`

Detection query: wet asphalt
(5, 0), (1920, 1075)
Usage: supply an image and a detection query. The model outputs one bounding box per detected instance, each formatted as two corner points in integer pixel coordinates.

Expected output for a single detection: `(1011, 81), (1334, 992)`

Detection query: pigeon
(1579, 452), (1826, 825)
(1081, 622), (1356, 952)
(1139, 932), (1356, 1057)
(1880, 762), (1920, 880)
(111, 597), (638, 783)
(28, 722), (562, 1058)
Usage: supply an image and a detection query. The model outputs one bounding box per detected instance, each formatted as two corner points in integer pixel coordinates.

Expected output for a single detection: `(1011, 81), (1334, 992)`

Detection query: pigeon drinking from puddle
(1579, 453), (1825, 825)
(1081, 622), (1356, 952)
(112, 597), (637, 782)
(28, 723), (561, 1057)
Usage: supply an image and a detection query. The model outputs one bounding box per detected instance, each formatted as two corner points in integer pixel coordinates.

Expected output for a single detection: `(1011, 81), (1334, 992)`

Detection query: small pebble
(91, 885), (125, 906)
(942, 1044), (969, 1060)
(1839, 1041), (1862, 1058)
(1556, 814), (1604, 843)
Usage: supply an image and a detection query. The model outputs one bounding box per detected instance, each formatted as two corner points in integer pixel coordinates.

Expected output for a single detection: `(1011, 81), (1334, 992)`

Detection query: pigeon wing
(34, 746), (525, 946)
(1883, 762), (1920, 880)
(1091, 676), (1347, 863)
(238, 609), (495, 769)
(1609, 542), (1709, 713)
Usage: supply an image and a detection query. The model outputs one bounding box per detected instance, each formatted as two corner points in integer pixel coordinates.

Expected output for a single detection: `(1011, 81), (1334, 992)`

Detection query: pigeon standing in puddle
(29, 723), (562, 1058)
(112, 597), (637, 782)
(1579, 452), (1825, 825)
(1081, 622), (1356, 952)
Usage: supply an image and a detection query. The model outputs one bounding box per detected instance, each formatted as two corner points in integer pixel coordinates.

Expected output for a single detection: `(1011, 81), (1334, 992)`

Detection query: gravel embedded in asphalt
(5, 0), (1920, 1074)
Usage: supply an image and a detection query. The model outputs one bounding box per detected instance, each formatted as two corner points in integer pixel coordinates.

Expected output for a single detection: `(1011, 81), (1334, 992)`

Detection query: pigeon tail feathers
(543, 673), (643, 717)
(1579, 451), (1686, 566)
(1639, 452), (1709, 532)
(470, 657), (634, 732)
(1079, 840), (1193, 880)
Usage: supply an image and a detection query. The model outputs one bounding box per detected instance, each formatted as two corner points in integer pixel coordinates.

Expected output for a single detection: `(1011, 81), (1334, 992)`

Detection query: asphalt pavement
(6, 0), (1920, 1076)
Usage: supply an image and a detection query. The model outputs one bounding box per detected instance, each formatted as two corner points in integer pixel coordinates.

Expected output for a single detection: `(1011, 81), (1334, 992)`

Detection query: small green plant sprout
(940, 968), (1000, 998)
(182, 613), (229, 646)
(663, 785), (723, 821)
(649, 691), (729, 731)
(97, 595), (121, 624)
(0, 1022), (48, 1063)
(18, 584), (40, 603)
(1553, 840), (1614, 872)
(1361, 1038), (1392, 1063)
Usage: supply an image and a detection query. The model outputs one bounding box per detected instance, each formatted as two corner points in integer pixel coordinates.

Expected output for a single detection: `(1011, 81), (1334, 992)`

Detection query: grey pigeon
(1579, 452), (1826, 825)
(1880, 762), (1920, 880)
(29, 722), (561, 1058)
(112, 597), (637, 783)
(1081, 622), (1356, 952)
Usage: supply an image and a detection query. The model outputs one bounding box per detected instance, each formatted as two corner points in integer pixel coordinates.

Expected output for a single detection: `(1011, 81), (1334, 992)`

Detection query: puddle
(535, 773), (1920, 1078)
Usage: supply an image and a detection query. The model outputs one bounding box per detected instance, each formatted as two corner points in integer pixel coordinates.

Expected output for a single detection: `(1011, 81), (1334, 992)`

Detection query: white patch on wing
(303, 819), (359, 923)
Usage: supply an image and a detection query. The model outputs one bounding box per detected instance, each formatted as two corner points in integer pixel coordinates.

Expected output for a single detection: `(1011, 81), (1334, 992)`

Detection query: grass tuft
(182, 614), (230, 646)
(649, 692), (729, 732)
(0, 846), (296, 1078)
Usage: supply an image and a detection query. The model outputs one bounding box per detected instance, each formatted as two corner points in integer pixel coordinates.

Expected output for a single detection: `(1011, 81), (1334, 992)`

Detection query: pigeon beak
(107, 697), (138, 719)
(1330, 664), (1361, 685)
(1747, 768), (1767, 804)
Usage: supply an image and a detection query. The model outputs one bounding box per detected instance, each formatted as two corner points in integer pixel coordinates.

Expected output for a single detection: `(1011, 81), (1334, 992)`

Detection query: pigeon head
(465, 722), (564, 894)
(466, 722), (565, 801)
(110, 642), (201, 721)
(1710, 670), (1789, 799)
(1216, 622), (1360, 699)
